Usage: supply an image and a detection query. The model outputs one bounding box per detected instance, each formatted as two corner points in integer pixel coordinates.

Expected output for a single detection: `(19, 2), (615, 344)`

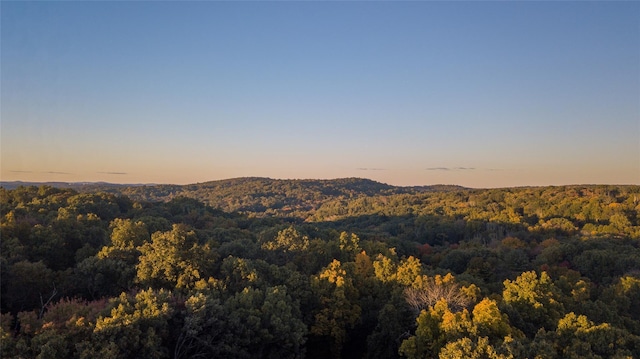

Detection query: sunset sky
(2, 1), (638, 188)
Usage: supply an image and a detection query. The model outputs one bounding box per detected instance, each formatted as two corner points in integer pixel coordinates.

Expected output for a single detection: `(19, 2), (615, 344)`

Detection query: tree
(555, 312), (640, 358)
(107, 218), (149, 250)
(366, 301), (413, 359)
(404, 274), (472, 315)
(173, 292), (226, 359)
(18, 298), (106, 359)
(220, 256), (261, 293)
(396, 256), (423, 286)
(339, 231), (361, 261)
(262, 226), (309, 252)
(398, 301), (446, 359)
(261, 226), (310, 267)
(400, 296), (517, 359)
(502, 271), (564, 337)
(79, 289), (173, 359)
(136, 224), (216, 290)
(311, 259), (362, 357)
(73, 220), (149, 299)
(438, 337), (513, 359)
(225, 286), (307, 358)
(4, 260), (56, 315)
(471, 298), (512, 339)
(374, 254), (398, 283)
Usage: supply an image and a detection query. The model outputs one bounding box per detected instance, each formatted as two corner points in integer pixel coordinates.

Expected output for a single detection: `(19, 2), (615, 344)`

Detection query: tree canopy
(1, 181), (640, 358)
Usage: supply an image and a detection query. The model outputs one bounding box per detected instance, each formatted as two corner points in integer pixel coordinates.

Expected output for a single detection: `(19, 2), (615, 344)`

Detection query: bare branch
(39, 283), (58, 319)
(404, 279), (470, 315)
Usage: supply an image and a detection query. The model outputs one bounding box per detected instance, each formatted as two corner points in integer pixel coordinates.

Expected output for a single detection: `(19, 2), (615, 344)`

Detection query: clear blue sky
(2, 1), (638, 187)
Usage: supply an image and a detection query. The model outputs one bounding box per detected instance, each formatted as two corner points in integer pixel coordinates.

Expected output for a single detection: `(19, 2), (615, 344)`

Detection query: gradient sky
(2, 1), (639, 188)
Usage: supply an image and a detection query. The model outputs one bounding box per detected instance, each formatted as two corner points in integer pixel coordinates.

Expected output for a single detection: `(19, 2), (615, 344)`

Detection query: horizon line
(1, 176), (638, 190)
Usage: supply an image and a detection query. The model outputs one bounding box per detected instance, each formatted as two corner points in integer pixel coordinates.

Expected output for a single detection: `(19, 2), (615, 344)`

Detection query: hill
(1, 177), (465, 218)
(1, 180), (640, 358)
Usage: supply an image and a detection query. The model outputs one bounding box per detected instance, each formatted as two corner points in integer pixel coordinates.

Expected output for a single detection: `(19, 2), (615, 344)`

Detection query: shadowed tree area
(1, 181), (640, 358)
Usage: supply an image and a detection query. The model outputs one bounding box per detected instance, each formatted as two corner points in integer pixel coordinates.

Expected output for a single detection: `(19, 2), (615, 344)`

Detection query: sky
(1, 1), (639, 188)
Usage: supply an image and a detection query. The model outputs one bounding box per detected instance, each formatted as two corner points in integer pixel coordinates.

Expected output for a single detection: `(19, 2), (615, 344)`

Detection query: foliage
(1, 182), (640, 358)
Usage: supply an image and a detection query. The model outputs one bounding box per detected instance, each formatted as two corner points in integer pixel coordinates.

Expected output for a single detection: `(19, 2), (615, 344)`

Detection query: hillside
(1, 177), (464, 218)
(1, 180), (640, 358)
(118, 177), (407, 215)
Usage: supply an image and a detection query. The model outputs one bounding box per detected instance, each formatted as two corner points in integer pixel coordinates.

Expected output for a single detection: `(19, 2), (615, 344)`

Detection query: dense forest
(1, 178), (640, 358)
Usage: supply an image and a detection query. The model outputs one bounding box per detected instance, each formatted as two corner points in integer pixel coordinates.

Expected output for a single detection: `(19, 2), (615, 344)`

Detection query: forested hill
(1, 177), (464, 218)
(2, 181), (640, 358)
(115, 177), (410, 215)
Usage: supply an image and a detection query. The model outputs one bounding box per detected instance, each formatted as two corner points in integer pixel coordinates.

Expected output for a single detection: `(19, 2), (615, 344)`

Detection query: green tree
(136, 224), (216, 290)
(4, 260), (57, 315)
(366, 300), (413, 359)
(502, 271), (564, 337)
(107, 218), (149, 251)
(438, 336), (513, 359)
(79, 289), (173, 359)
(173, 291), (226, 359)
(398, 302), (446, 359)
(339, 231), (361, 261)
(261, 226), (310, 267)
(311, 259), (362, 357)
(75, 219), (149, 299)
(20, 298), (105, 359)
(262, 226), (309, 252)
(471, 298), (512, 339)
(396, 256), (423, 286)
(226, 286), (307, 358)
(555, 312), (640, 358)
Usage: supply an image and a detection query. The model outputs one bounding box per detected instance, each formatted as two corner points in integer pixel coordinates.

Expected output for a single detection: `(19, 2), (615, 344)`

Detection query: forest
(1, 178), (640, 358)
